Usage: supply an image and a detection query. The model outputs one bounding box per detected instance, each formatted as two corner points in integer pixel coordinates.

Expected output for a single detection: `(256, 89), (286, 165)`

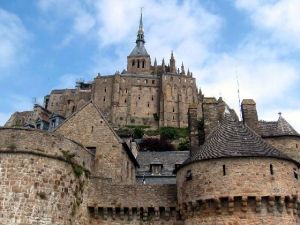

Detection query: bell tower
(127, 10), (151, 74)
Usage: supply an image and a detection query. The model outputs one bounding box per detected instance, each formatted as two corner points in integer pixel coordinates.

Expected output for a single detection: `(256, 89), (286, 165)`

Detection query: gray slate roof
(259, 116), (299, 137)
(136, 151), (189, 177)
(129, 43), (149, 57)
(184, 110), (296, 166)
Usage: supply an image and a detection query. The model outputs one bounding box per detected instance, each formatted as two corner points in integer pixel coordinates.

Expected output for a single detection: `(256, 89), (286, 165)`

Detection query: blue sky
(0, 0), (299, 131)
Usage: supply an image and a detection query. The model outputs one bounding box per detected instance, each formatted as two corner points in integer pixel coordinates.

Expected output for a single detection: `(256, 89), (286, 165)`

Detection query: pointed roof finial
(154, 58), (157, 67)
(136, 8), (145, 44)
(278, 112), (282, 117)
(181, 62), (185, 75)
(171, 50), (174, 60)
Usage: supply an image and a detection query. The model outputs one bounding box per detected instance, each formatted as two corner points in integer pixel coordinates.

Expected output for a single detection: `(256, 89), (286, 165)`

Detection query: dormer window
(51, 119), (56, 128)
(150, 162), (163, 175)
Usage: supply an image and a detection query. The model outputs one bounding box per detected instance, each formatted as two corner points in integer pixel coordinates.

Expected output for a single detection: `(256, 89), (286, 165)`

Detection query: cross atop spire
(136, 8), (145, 44)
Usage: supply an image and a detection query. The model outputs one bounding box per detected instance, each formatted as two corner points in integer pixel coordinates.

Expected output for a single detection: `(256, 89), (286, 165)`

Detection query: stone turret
(177, 108), (300, 224)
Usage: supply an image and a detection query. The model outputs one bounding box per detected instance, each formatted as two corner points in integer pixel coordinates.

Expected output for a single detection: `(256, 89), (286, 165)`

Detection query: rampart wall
(0, 128), (93, 225)
(87, 179), (181, 224)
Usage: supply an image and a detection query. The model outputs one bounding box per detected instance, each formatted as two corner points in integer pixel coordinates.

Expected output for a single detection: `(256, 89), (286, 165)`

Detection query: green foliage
(159, 127), (188, 140)
(197, 119), (205, 145)
(116, 127), (132, 137)
(177, 138), (190, 151)
(7, 143), (16, 150)
(72, 164), (84, 178)
(144, 129), (160, 136)
(133, 127), (144, 139)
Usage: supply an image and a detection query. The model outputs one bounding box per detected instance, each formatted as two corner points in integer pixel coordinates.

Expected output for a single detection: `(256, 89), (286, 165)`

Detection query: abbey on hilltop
(1, 12), (300, 225)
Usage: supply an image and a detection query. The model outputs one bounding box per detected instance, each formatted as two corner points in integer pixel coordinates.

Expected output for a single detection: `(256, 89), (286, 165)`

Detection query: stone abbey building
(1, 13), (300, 225)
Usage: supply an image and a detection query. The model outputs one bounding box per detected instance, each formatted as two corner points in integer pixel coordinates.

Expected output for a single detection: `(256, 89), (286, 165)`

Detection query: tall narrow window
(124, 99), (127, 103)
(132, 60), (135, 66)
(294, 168), (298, 180)
(151, 96), (154, 101)
(173, 107), (175, 112)
(296, 144), (298, 148)
(270, 164), (274, 175)
(137, 60), (140, 68)
(142, 60), (145, 68)
(103, 97), (106, 102)
(147, 102), (150, 107)
(223, 165), (226, 176)
(104, 87), (106, 92)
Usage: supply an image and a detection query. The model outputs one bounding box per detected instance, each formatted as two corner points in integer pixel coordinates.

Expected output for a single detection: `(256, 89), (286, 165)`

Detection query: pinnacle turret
(170, 51), (176, 74)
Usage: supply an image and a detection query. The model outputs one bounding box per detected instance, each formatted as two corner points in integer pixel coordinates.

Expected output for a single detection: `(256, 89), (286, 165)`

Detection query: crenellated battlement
(179, 195), (300, 218)
(87, 206), (181, 222)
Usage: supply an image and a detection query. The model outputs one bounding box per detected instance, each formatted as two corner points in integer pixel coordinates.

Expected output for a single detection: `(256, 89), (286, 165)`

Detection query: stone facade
(55, 101), (137, 184)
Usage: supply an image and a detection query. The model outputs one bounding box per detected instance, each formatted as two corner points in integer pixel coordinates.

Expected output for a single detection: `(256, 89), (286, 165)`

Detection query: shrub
(133, 127), (144, 139)
(144, 129), (160, 136)
(159, 127), (178, 140)
(159, 127), (188, 140)
(139, 138), (175, 151)
(177, 139), (190, 151)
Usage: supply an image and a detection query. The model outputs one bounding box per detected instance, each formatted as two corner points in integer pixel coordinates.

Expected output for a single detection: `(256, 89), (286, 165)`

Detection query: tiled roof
(136, 151), (189, 177)
(259, 115), (299, 137)
(184, 109), (297, 165)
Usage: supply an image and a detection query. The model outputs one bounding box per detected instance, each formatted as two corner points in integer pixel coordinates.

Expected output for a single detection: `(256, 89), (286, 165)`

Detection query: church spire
(136, 8), (145, 44)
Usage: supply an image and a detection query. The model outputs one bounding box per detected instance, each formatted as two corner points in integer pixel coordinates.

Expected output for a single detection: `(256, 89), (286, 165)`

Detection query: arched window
(132, 60), (135, 66)
(142, 60), (145, 68)
(137, 60), (140, 68)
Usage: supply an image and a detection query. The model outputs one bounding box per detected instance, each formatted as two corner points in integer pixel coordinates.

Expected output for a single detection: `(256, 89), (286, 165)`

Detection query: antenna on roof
(236, 69), (242, 120)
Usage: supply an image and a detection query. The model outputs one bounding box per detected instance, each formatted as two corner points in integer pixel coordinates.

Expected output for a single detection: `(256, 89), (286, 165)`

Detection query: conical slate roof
(184, 108), (297, 165)
(259, 114), (299, 137)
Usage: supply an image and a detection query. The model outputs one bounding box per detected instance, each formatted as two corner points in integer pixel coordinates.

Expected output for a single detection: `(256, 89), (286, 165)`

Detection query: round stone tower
(177, 109), (300, 225)
(0, 128), (93, 225)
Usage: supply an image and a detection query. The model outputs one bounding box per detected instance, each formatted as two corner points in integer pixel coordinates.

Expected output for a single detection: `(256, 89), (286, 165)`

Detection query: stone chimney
(188, 106), (199, 155)
(241, 99), (260, 134)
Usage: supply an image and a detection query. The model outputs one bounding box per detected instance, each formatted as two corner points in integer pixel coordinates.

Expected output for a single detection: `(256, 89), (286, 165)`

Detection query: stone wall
(46, 88), (91, 118)
(0, 128), (92, 225)
(264, 136), (300, 162)
(87, 179), (181, 224)
(55, 102), (136, 184)
(0, 128), (93, 170)
(160, 74), (198, 128)
(176, 157), (300, 224)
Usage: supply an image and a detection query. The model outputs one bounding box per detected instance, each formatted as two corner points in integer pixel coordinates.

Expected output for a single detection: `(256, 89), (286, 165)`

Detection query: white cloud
(0, 8), (30, 70)
(235, 0), (300, 49)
